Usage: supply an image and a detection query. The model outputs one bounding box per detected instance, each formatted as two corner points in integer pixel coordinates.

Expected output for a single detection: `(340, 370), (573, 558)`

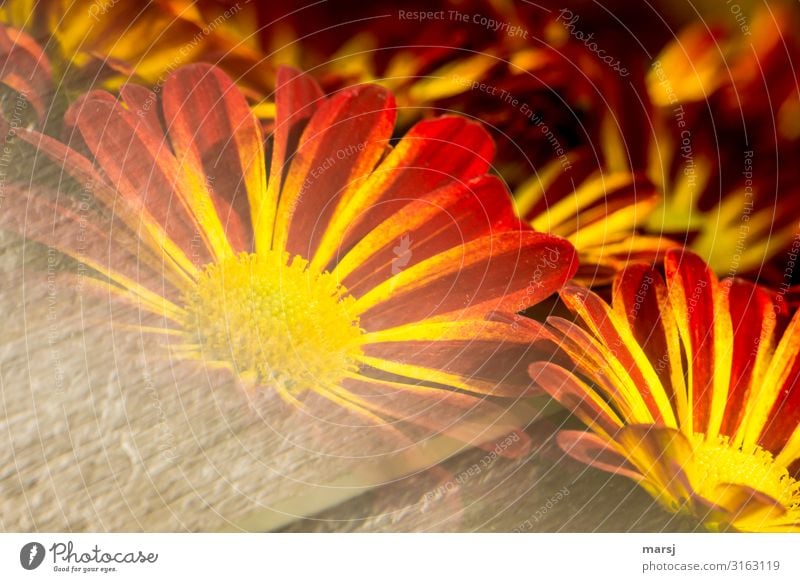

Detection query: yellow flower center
(692, 434), (800, 513)
(182, 251), (364, 394)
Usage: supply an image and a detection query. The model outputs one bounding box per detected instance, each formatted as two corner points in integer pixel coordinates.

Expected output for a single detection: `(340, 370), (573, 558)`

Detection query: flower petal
(334, 175), (523, 296)
(758, 309), (800, 462)
(665, 249), (732, 437)
(340, 375), (531, 458)
(529, 362), (623, 437)
(556, 430), (644, 482)
(313, 115), (497, 271)
(707, 483), (788, 530)
(9, 122), (199, 282)
(724, 280), (778, 440)
(0, 24), (53, 122)
(274, 84), (396, 259)
(162, 64), (267, 253)
(560, 284), (677, 426)
(355, 232), (576, 329)
(360, 318), (549, 397)
(612, 265), (688, 424)
(66, 91), (224, 263)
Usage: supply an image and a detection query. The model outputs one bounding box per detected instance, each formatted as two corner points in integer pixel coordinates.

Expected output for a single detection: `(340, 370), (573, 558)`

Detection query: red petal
(276, 84), (396, 259)
(67, 91), (213, 264)
(162, 64), (265, 252)
(560, 284), (674, 425)
(337, 175), (524, 297)
(361, 317), (550, 397)
(664, 249), (728, 434)
(0, 25), (53, 122)
(268, 66), (325, 194)
(356, 232), (576, 330)
(612, 266), (683, 416)
(119, 84), (162, 136)
(723, 280), (777, 437)
(316, 115), (498, 270)
(759, 310), (800, 454)
(0, 183), (183, 300)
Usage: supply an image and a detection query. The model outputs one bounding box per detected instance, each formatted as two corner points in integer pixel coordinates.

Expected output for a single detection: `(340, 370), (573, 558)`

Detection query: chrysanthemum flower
(644, 5), (800, 282)
(0, 0), (272, 96)
(530, 249), (800, 531)
(3, 63), (578, 455)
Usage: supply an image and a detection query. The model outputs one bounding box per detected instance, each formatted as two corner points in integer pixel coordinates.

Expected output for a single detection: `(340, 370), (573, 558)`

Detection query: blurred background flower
(644, 4), (800, 287)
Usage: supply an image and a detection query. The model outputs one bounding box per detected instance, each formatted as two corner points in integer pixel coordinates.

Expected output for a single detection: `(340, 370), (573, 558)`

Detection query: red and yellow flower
(531, 249), (800, 531)
(0, 0), (272, 96)
(2, 63), (579, 455)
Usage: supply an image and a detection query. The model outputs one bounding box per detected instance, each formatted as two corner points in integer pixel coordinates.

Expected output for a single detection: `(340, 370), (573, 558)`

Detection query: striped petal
(0, 24), (53, 122)
(665, 249), (732, 437)
(162, 64), (267, 253)
(361, 318), (550, 397)
(313, 115), (497, 271)
(66, 91), (224, 264)
(355, 232), (576, 330)
(334, 175), (523, 296)
(273, 84), (396, 260)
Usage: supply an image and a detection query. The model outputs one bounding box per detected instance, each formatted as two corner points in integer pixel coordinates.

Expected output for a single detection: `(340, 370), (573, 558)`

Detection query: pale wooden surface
(280, 417), (700, 532)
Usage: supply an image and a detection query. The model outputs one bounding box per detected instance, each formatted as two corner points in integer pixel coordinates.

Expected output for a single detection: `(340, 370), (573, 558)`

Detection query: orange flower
(3, 64), (579, 455)
(531, 250), (800, 531)
(0, 0), (272, 96)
